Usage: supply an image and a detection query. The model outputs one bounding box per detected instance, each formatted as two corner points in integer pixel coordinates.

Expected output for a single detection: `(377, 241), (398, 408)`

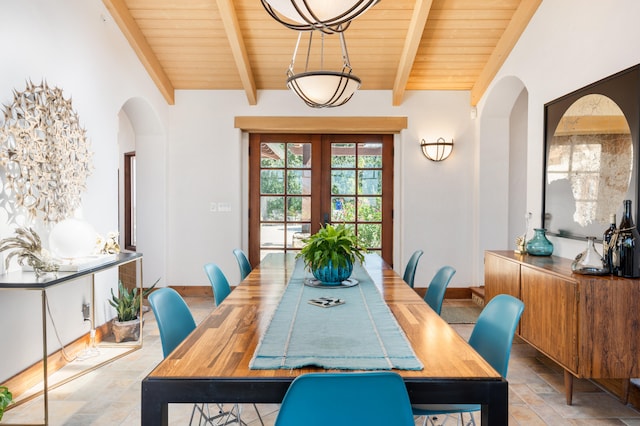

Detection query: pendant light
(261, 0), (379, 33)
(287, 29), (361, 108)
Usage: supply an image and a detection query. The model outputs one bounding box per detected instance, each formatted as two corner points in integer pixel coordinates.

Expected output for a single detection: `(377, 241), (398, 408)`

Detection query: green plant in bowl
(109, 279), (159, 342)
(296, 223), (365, 283)
(109, 279), (158, 322)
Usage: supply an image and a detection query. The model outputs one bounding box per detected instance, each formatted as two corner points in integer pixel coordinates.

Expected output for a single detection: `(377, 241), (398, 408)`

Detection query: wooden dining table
(141, 254), (507, 425)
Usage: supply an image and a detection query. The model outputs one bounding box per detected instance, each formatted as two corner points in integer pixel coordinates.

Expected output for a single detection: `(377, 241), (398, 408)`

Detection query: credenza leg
(623, 378), (631, 404)
(564, 370), (573, 405)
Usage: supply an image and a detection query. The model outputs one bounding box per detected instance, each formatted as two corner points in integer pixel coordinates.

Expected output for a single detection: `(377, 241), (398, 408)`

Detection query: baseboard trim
(3, 321), (112, 404)
(170, 285), (213, 298)
(5, 286), (213, 409)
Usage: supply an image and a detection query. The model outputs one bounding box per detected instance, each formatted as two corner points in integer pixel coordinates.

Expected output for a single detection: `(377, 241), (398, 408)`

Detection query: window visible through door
(124, 151), (136, 251)
(249, 133), (393, 265)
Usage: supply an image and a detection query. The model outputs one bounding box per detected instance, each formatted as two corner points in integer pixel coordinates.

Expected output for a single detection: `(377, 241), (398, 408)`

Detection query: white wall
(166, 89), (476, 289)
(0, 0), (168, 381)
(479, 0), (640, 261)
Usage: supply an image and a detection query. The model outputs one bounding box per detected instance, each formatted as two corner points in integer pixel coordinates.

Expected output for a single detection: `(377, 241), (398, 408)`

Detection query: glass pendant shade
(420, 137), (454, 161)
(287, 30), (361, 108)
(49, 218), (96, 258)
(261, 0), (379, 33)
(287, 71), (360, 108)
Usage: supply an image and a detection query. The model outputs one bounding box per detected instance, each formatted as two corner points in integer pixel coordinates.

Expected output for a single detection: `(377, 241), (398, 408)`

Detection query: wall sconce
(420, 137), (454, 162)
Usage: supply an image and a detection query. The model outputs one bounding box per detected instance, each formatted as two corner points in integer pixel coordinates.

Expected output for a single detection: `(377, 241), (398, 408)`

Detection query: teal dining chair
(275, 372), (415, 426)
(233, 248), (252, 281)
(202, 262), (264, 425)
(412, 294), (524, 425)
(149, 288), (241, 425)
(423, 266), (456, 315)
(403, 249), (424, 288)
(204, 262), (232, 306)
(148, 287), (196, 358)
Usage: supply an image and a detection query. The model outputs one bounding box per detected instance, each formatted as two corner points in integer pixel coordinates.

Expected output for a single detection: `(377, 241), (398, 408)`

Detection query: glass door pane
(328, 139), (385, 257)
(256, 138), (313, 260)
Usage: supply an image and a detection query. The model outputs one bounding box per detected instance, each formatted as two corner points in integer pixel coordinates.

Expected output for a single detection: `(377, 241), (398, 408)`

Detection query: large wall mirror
(543, 65), (640, 240)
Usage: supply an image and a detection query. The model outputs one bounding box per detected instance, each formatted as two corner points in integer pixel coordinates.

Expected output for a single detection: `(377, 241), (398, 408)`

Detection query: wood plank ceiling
(102, 0), (541, 106)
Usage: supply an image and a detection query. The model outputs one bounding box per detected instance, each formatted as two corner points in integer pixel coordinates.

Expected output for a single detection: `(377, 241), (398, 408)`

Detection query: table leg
(41, 290), (49, 426)
(408, 379), (508, 425)
(141, 381), (168, 426)
(480, 379), (508, 425)
(623, 378), (631, 404)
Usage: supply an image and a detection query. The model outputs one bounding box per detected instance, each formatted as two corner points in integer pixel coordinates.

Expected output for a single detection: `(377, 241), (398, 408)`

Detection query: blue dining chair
(412, 294), (524, 426)
(204, 262), (232, 306)
(202, 262), (264, 425)
(233, 248), (252, 281)
(403, 249), (424, 288)
(149, 288), (238, 425)
(423, 266), (456, 315)
(275, 372), (415, 426)
(150, 287), (259, 425)
(148, 287), (197, 359)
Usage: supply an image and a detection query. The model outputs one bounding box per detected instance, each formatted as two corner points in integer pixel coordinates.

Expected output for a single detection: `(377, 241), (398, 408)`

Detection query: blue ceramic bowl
(312, 259), (353, 285)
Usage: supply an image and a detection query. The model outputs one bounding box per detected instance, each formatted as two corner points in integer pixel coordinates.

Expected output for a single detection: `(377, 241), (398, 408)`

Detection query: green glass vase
(526, 228), (553, 256)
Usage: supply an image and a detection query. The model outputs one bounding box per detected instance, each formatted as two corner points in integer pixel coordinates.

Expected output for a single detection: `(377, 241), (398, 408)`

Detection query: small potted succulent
(109, 279), (158, 342)
(296, 223), (365, 284)
(0, 386), (12, 422)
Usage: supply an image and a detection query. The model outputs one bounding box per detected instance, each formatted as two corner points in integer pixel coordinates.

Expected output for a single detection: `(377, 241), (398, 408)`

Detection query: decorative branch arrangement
(0, 227), (59, 277)
(0, 81), (93, 223)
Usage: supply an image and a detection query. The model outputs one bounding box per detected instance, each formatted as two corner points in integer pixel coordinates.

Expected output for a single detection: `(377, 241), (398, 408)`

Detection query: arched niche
(118, 97), (167, 287)
(476, 76), (529, 280)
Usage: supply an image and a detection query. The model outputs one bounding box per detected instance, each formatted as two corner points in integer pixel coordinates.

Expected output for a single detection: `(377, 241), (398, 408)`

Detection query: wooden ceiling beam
(215, 0), (257, 105)
(470, 0), (542, 106)
(392, 0), (434, 106)
(102, 0), (175, 105)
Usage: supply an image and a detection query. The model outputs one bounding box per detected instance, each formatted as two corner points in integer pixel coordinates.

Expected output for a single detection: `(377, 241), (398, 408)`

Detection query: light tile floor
(4, 298), (640, 425)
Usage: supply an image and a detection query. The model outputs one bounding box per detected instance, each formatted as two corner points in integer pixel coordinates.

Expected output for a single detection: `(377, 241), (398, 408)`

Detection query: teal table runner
(249, 258), (423, 370)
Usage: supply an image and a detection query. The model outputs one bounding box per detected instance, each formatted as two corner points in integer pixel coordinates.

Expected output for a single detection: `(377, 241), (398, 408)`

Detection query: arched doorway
(476, 76), (528, 280)
(118, 98), (167, 287)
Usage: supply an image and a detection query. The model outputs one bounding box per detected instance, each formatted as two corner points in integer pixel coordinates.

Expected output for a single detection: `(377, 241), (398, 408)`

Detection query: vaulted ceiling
(102, 0), (541, 106)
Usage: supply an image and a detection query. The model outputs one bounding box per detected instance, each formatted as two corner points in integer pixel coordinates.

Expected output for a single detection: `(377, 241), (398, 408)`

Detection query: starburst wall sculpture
(0, 81), (93, 223)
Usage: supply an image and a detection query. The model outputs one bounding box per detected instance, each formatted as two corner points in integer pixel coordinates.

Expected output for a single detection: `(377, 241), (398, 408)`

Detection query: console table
(0, 252), (143, 425)
(484, 250), (640, 405)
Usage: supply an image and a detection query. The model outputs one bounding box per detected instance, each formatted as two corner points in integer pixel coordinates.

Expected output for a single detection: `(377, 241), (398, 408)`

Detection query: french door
(248, 133), (393, 266)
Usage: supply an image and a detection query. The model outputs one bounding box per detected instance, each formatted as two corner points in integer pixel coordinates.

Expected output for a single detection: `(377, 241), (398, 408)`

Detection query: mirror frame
(543, 64), (640, 240)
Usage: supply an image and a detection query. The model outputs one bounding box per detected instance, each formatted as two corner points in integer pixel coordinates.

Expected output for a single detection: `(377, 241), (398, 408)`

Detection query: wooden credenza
(485, 250), (640, 405)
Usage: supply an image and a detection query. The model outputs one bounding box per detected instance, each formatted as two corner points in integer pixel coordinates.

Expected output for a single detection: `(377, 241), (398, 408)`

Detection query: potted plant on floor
(297, 223), (365, 285)
(109, 279), (158, 343)
(0, 386), (12, 422)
